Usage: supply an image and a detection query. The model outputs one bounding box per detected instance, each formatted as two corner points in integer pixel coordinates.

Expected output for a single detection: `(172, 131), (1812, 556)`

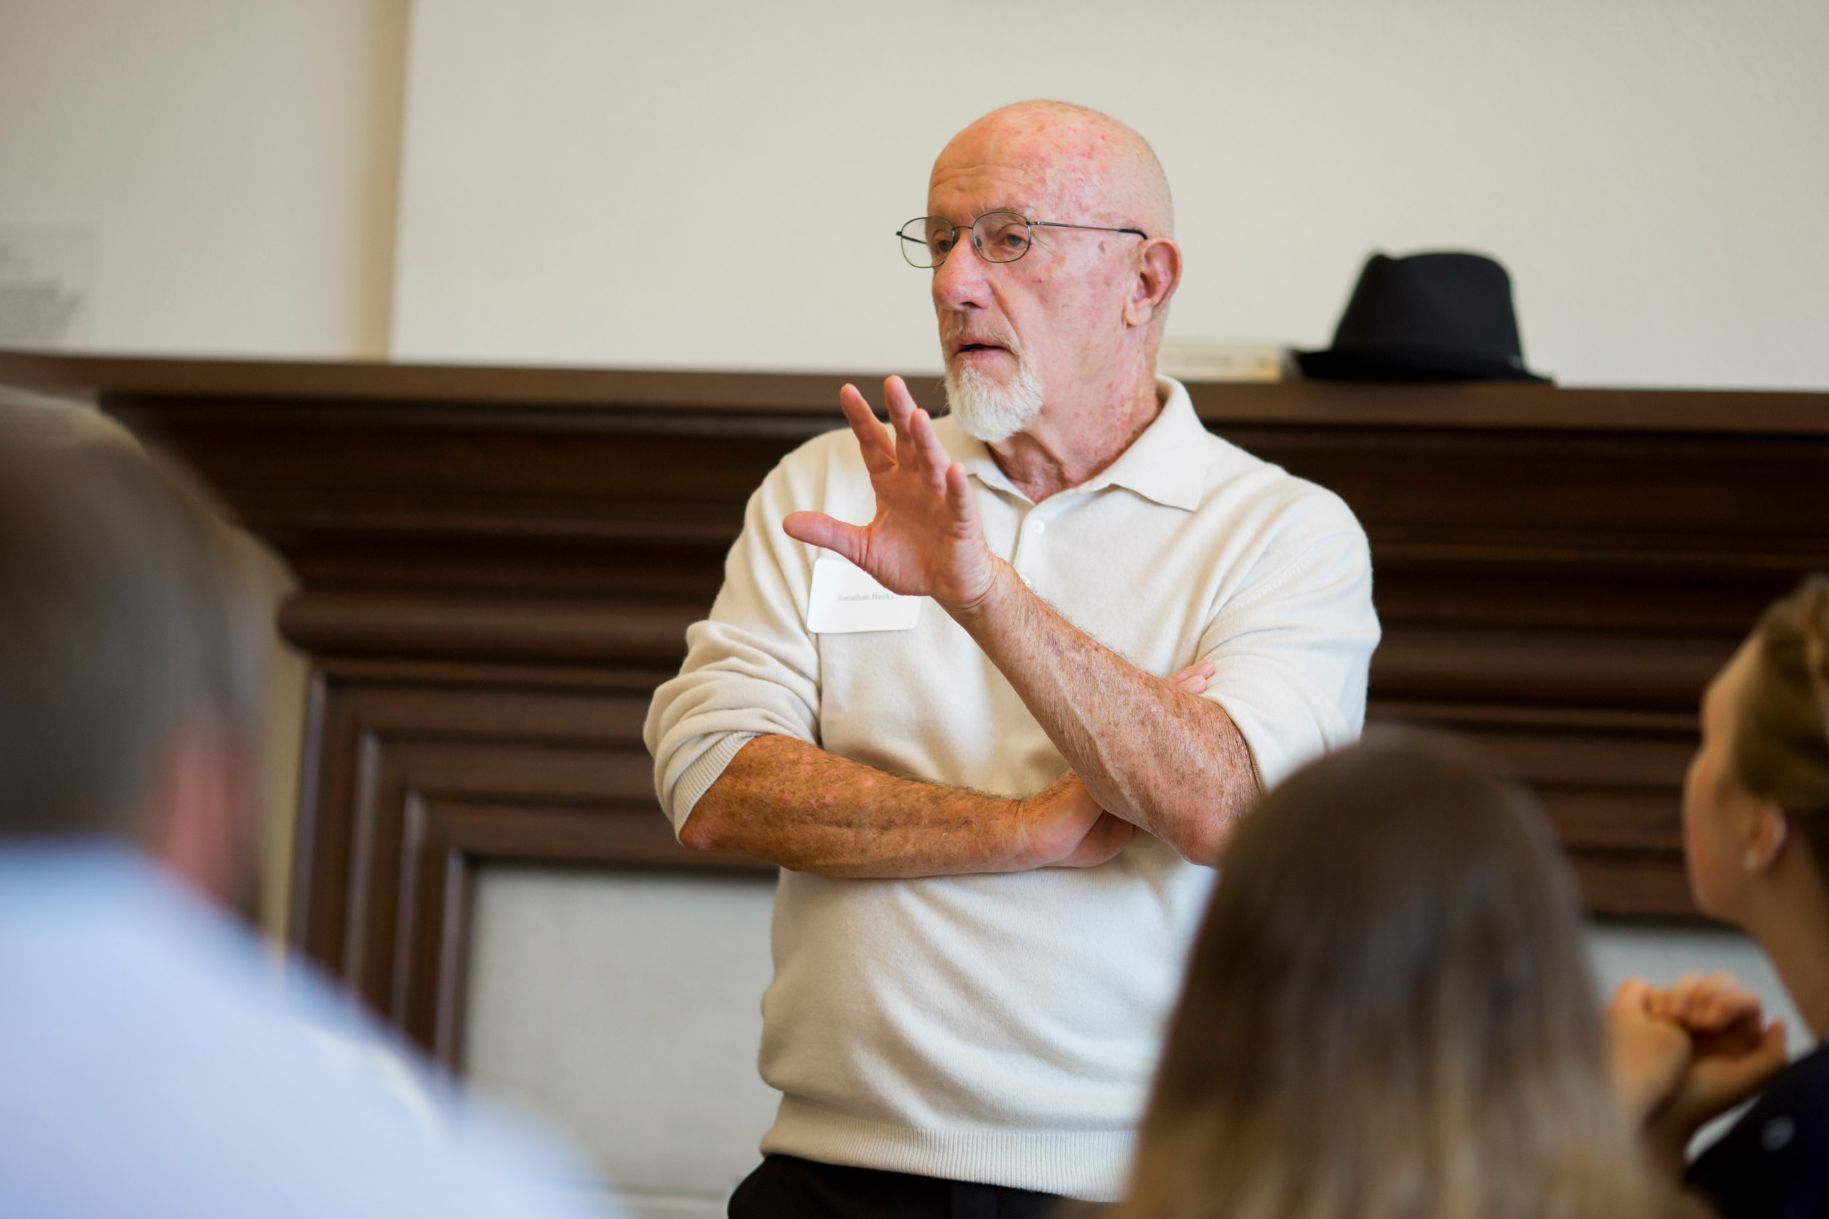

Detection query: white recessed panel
(465, 866), (780, 1213)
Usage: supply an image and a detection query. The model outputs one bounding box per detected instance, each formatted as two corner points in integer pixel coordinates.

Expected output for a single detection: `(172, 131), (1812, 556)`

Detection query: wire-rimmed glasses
(897, 210), (1147, 268)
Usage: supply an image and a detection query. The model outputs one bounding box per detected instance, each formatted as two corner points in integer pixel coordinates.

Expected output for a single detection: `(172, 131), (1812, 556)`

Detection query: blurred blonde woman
(1611, 576), (1829, 1218)
(1108, 729), (1682, 1219)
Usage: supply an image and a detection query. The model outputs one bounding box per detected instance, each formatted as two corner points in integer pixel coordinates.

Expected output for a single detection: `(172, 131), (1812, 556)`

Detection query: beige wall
(391, 0), (1829, 389)
(0, 0), (406, 356)
(4, 1), (1823, 383)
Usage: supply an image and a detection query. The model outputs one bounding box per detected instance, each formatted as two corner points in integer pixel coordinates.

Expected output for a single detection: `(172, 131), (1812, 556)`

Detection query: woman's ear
(1125, 238), (1182, 328)
(1744, 803), (1791, 875)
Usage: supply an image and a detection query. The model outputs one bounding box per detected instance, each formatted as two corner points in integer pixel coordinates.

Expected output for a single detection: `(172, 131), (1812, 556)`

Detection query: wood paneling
(292, 662), (764, 1066)
(4, 350), (1824, 1061)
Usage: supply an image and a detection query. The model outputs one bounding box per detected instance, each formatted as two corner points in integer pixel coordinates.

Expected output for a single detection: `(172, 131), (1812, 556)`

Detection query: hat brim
(1295, 346), (1551, 384)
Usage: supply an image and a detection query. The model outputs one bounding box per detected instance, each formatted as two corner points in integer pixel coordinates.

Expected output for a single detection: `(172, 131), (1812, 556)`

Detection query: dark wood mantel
(4, 349), (1826, 1064)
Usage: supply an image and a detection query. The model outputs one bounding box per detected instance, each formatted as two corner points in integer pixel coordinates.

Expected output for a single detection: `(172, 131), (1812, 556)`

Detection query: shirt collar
(937, 375), (1207, 511)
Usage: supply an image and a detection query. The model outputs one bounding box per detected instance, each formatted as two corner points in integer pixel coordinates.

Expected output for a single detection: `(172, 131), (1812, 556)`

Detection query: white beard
(943, 358), (1045, 444)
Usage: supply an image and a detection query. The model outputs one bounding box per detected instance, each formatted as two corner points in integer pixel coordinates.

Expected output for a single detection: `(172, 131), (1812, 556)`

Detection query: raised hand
(783, 377), (999, 614)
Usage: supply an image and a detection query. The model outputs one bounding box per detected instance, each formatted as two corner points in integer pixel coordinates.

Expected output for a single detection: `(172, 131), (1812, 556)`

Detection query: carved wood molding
(296, 661), (764, 1067)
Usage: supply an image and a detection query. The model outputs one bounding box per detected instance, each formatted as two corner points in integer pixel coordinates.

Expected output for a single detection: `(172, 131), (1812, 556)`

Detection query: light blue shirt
(0, 844), (619, 1219)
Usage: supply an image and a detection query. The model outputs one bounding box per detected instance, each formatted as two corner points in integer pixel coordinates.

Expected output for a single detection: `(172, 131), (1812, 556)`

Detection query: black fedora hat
(1296, 251), (1550, 383)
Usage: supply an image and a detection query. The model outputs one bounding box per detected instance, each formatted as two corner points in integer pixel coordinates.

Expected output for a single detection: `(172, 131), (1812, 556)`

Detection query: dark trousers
(728, 1154), (1072, 1219)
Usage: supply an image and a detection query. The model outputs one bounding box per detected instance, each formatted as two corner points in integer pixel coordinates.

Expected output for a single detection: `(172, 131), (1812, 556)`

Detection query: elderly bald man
(646, 101), (1379, 1218)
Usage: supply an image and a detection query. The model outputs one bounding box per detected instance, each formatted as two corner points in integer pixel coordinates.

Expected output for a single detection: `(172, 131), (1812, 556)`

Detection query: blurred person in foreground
(1105, 729), (1690, 1219)
(1609, 575), (1829, 1219)
(0, 425), (616, 1219)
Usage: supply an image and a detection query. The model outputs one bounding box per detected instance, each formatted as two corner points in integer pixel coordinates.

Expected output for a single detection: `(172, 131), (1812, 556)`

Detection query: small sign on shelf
(1157, 338), (1289, 383)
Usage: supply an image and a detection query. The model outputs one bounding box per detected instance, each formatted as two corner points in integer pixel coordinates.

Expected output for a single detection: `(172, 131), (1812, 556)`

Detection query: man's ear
(1124, 237), (1182, 328)
(146, 721), (258, 917)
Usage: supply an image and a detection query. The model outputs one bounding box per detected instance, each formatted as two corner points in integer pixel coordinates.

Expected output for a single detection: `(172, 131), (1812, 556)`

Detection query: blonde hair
(1732, 575), (1829, 877)
(0, 424), (266, 844)
(1110, 729), (1670, 1219)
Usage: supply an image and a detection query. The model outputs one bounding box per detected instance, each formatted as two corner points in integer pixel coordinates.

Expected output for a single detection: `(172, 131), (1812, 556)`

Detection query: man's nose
(931, 238), (993, 312)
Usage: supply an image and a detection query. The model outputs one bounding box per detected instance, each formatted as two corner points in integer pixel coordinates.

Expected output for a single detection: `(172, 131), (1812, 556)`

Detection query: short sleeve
(642, 443), (833, 835)
(1195, 491), (1379, 790)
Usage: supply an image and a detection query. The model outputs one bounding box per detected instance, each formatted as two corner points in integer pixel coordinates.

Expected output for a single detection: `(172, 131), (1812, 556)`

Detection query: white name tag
(806, 557), (923, 634)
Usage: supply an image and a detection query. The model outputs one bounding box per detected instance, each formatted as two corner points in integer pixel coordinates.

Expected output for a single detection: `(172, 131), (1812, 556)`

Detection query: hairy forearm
(682, 734), (1052, 878)
(955, 560), (1257, 864)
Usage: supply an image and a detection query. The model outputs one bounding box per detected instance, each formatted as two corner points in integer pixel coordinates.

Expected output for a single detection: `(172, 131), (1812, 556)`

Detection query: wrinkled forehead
(927, 114), (1125, 222)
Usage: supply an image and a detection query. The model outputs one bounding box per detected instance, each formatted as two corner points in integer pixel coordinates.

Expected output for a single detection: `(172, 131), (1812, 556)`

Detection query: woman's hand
(1647, 973), (1788, 1135)
(1608, 973), (1788, 1176)
(1608, 978), (1693, 1123)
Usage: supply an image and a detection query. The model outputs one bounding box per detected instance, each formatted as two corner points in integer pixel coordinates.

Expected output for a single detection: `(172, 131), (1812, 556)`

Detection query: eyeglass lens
(900, 211), (1031, 268)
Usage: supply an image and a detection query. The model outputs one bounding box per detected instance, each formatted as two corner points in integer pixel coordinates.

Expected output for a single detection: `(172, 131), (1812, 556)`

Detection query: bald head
(923, 100), (1183, 460)
(932, 101), (1174, 240)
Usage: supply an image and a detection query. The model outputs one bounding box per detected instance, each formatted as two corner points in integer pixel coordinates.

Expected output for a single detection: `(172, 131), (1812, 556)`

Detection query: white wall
(391, 0), (1829, 389)
(0, 0), (406, 356)
(5, 1), (1823, 377)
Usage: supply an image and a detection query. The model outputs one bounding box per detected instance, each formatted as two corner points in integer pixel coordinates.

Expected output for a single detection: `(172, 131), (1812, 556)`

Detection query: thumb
(1611, 977), (1653, 1011)
(782, 511), (866, 567)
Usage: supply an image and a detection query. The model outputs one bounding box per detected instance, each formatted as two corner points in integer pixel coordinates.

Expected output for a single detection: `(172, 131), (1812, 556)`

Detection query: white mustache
(942, 322), (1021, 357)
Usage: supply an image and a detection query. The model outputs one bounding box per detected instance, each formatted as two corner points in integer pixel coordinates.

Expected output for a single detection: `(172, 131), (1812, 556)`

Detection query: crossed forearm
(689, 566), (1254, 873)
(682, 734), (1093, 877)
(954, 558), (1257, 864)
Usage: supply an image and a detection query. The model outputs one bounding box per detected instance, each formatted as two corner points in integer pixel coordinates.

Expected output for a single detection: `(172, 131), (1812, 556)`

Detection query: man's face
(924, 122), (1138, 441)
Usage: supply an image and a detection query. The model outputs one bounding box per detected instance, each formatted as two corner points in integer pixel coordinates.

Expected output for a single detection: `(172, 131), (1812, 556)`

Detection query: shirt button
(1032, 520), (1046, 534)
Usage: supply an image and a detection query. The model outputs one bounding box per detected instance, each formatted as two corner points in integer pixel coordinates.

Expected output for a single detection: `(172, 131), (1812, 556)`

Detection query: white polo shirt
(645, 376), (1379, 1200)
